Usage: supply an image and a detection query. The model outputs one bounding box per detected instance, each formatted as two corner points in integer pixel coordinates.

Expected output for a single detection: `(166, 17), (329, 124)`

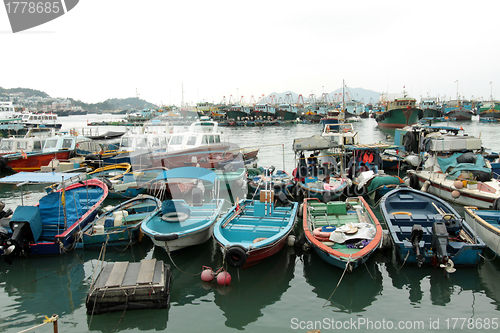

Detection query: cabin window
(62, 139), (73, 149)
(214, 135), (220, 143)
(0, 141), (13, 150)
(121, 137), (133, 148)
(202, 135), (209, 144)
(137, 138), (148, 148)
(34, 141), (43, 150)
(208, 135), (215, 144)
(186, 136), (197, 145)
(44, 139), (58, 149)
(170, 135), (183, 145)
(16, 142), (27, 149)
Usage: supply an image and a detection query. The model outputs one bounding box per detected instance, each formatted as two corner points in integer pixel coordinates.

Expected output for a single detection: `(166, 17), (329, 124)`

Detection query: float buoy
(201, 266), (215, 282)
(451, 190), (460, 198)
(217, 271), (231, 286)
(287, 235), (296, 247)
(453, 180), (463, 189)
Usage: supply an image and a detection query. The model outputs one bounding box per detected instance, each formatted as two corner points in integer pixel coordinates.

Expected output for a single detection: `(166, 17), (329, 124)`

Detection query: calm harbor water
(0, 115), (499, 333)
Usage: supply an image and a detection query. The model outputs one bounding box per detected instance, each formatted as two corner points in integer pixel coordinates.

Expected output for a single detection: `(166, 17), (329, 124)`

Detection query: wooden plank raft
(86, 259), (172, 314)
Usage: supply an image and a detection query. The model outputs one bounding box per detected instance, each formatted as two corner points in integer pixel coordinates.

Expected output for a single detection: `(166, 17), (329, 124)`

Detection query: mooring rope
(17, 315), (58, 333)
(322, 255), (352, 308)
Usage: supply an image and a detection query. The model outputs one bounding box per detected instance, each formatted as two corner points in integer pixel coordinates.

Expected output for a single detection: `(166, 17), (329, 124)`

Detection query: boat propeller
(440, 258), (456, 274)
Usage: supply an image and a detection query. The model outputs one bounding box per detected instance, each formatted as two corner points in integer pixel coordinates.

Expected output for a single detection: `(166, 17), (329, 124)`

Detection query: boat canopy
(293, 135), (340, 152)
(153, 166), (218, 184)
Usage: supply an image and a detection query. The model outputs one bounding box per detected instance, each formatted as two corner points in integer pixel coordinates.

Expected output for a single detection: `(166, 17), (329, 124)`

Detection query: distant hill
(0, 86), (158, 111)
(0, 86), (49, 98)
(265, 87), (381, 105)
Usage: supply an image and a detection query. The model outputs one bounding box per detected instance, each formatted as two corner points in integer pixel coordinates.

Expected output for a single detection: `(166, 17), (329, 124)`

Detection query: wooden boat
(78, 194), (161, 248)
(213, 192), (298, 268)
(302, 197), (383, 272)
(464, 206), (500, 256)
(141, 167), (225, 253)
(0, 179), (108, 259)
(380, 188), (486, 271)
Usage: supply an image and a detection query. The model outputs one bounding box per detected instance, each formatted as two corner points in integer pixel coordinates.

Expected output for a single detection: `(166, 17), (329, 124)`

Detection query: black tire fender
(409, 174), (420, 190)
(225, 245), (248, 268)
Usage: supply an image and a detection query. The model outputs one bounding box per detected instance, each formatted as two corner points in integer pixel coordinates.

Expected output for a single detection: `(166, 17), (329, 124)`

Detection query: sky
(1, 0), (500, 106)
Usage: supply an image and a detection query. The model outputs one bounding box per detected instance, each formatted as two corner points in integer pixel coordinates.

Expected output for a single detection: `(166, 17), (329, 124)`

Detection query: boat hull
(376, 108), (419, 129)
(4, 151), (71, 172)
(464, 207), (500, 256)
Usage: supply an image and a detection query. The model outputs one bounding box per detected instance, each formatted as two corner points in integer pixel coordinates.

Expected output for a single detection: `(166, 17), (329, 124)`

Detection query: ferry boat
(17, 111), (62, 129)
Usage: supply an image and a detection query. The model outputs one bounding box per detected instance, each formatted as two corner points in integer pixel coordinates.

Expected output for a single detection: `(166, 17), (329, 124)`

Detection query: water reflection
(302, 251), (383, 313)
(385, 259), (482, 306)
(478, 255), (500, 311)
(213, 246), (297, 329)
(0, 252), (86, 330)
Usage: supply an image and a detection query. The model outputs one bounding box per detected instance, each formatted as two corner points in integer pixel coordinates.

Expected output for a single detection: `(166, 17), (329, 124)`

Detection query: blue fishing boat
(78, 194), (161, 248)
(0, 178), (108, 260)
(380, 188), (486, 272)
(302, 197), (383, 272)
(141, 167), (225, 253)
(213, 192), (298, 268)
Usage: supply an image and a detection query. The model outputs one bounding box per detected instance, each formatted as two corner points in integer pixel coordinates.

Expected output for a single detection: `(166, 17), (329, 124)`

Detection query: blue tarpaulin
(437, 153), (491, 177)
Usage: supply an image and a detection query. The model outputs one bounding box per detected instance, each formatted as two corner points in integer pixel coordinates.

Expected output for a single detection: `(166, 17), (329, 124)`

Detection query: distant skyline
(1, 1), (499, 106)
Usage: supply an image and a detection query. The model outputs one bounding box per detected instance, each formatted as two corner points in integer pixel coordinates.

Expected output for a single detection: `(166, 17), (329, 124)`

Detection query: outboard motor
(410, 224), (424, 267)
(3, 206), (43, 263)
(431, 222), (449, 266)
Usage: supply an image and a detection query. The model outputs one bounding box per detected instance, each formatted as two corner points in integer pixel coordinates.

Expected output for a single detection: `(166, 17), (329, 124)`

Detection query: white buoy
(287, 235), (296, 247)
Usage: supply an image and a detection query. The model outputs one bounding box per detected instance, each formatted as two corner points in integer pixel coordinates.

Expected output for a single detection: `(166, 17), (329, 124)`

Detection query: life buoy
(312, 226), (336, 241)
(161, 211), (190, 222)
(225, 245), (248, 268)
(409, 174), (420, 190)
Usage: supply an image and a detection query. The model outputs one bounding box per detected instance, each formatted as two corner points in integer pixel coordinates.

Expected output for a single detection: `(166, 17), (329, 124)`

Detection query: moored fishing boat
(464, 206), (500, 256)
(213, 192), (298, 268)
(0, 178), (108, 260)
(140, 167), (225, 253)
(247, 166), (294, 198)
(302, 197), (383, 272)
(0, 133), (88, 173)
(380, 188), (486, 271)
(78, 194), (161, 248)
(376, 94), (420, 129)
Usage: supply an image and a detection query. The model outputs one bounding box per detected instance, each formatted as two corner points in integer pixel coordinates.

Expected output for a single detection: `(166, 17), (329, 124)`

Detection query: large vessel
(376, 93), (420, 129)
